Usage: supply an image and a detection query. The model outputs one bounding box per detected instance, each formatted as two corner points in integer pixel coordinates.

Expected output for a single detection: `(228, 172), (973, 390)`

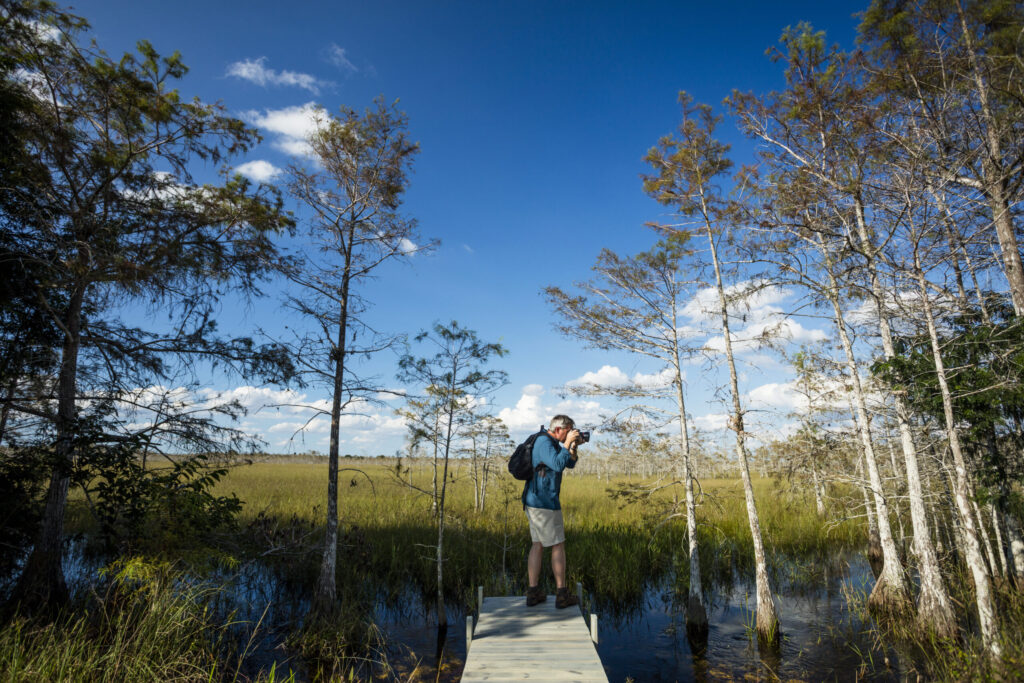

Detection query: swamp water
(36, 543), (903, 681)
(377, 552), (903, 682)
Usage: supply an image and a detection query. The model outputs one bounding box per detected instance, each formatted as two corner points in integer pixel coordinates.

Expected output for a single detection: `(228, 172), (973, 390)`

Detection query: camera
(577, 430), (590, 444)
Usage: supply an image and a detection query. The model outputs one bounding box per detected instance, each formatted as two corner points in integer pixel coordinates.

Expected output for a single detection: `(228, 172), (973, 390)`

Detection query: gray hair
(549, 414), (575, 430)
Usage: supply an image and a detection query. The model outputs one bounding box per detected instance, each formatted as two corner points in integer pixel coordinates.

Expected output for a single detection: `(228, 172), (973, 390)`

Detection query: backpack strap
(531, 426), (558, 495)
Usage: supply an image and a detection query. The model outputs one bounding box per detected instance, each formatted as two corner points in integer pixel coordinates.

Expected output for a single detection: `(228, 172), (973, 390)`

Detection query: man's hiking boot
(555, 586), (579, 609)
(526, 585), (546, 607)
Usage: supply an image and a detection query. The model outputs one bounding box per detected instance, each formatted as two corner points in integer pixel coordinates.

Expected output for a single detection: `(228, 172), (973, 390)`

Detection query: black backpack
(508, 426), (552, 481)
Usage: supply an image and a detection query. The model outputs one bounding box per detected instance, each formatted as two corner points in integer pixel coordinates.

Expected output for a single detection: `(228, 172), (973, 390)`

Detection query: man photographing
(523, 414), (583, 608)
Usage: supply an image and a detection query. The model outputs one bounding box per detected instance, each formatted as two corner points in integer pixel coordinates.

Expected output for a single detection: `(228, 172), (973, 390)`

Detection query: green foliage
(642, 91), (733, 223)
(80, 447), (242, 554)
(871, 298), (1024, 489)
(1, 0), (294, 610)
(397, 321), (508, 461)
(0, 448), (49, 577)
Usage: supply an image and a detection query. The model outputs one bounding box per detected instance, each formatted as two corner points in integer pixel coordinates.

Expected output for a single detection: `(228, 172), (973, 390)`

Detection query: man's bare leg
(551, 542), (566, 589)
(528, 541), (543, 587)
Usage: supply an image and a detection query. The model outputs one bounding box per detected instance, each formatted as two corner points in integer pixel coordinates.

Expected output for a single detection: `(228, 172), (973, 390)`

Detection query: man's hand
(565, 429), (581, 459)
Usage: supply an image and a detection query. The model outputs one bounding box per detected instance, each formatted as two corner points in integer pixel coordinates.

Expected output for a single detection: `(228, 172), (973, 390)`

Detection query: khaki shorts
(525, 506), (565, 547)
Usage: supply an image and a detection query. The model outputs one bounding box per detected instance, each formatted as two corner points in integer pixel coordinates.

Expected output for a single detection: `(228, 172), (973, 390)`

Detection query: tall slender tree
(397, 321), (507, 629)
(284, 98), (435, 616)
(463, 414), (511, 512)
(545, 235), (709, 640)
(643, 94), (780, 645)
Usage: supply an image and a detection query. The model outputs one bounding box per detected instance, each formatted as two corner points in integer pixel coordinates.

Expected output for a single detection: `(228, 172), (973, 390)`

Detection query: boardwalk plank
(461, 596), (607, 683)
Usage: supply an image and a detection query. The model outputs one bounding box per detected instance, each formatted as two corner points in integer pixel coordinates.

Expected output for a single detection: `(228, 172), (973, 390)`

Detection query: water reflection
(591, 553), (899, 681)
(36, 540), (902, 682)
(366, 552), (900, 682)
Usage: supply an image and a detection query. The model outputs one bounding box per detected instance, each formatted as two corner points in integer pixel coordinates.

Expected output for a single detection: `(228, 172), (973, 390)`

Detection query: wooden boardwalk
(461, 595), (608, 682)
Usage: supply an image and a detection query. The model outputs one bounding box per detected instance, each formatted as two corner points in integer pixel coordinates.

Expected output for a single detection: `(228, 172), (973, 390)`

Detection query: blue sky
(70, 0), (868, 455)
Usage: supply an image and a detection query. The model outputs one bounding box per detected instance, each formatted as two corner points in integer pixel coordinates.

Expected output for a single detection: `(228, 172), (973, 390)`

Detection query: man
(523, 414), (582, 608)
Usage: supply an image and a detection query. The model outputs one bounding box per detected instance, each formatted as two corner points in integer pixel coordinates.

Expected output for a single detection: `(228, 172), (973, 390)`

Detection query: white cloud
(497, 384), (603, 435)
(268, 419), (328, 434)
(226, 57), (329, 94)
(200, 386), (301, 411)
(398, 238), (417, 255)
(121, 385), (191, 410)
(744, 374), (878, 420)
(30, 20), (61, 42)
(261, 398), (408, 451)
(567, 365), (677, 391)
(552, 397), (603, 430)
(13, 68), (52, 102)
(375, 389), (407, 401)
(325, 44), (358, 73)
(682, 282), (791, 323)
(523, 384), (544, 397)
(703, 318), (828, 355)
(744, 316), (828, 345)
(569, 365), (629, 388)
(746, 382), (806, 413)
(235, 160), (282, 183)
(198, 386), (338, 419)
(693, 413), (729, 431)
(498, 387), (545, 431)
(682, 281), (828, 356)
(243, 102), (324, 157)
(633, 367), (677, 390)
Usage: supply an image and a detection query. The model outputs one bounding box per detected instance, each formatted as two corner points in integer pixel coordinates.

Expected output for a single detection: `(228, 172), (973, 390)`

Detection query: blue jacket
(521, 430), (577, 510)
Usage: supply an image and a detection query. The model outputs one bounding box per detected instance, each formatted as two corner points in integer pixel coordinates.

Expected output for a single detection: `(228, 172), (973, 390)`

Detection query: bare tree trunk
(703, 219), (778, 644)
(435, 404), (456, 629)
(913, 254), (1002, 658)
(811, 465), (825, 517)
(11, 285), (85, 613)
(471, 449), (481, 512)
(673, 350), (707, 639)
(480, 431), (493, 512)
(313, 269), (352, 612)
(990, 504), (1009, 581)
(931, 184), (971, 311)
(431, 412), (440, 514)
(955, 0), (1024, 316)
(480, 460), (489, 512)
(886, 437), (907, 557)
(844, 208), (954, 631)
(1004, 513), (1024, 586)
(943, 463), (967, 555)
(974, 499), (999, 578)
(859, 444), (884, 579)
(0, 378), (17, 446)
(821, 250), (908, 613)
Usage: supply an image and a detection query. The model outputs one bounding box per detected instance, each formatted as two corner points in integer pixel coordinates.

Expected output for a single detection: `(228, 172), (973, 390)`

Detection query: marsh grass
(0, 558), (249, 682)
(208, 462), (865, 620)
(38, 458), (1024, 680)
(838, 555), (1024, 680)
